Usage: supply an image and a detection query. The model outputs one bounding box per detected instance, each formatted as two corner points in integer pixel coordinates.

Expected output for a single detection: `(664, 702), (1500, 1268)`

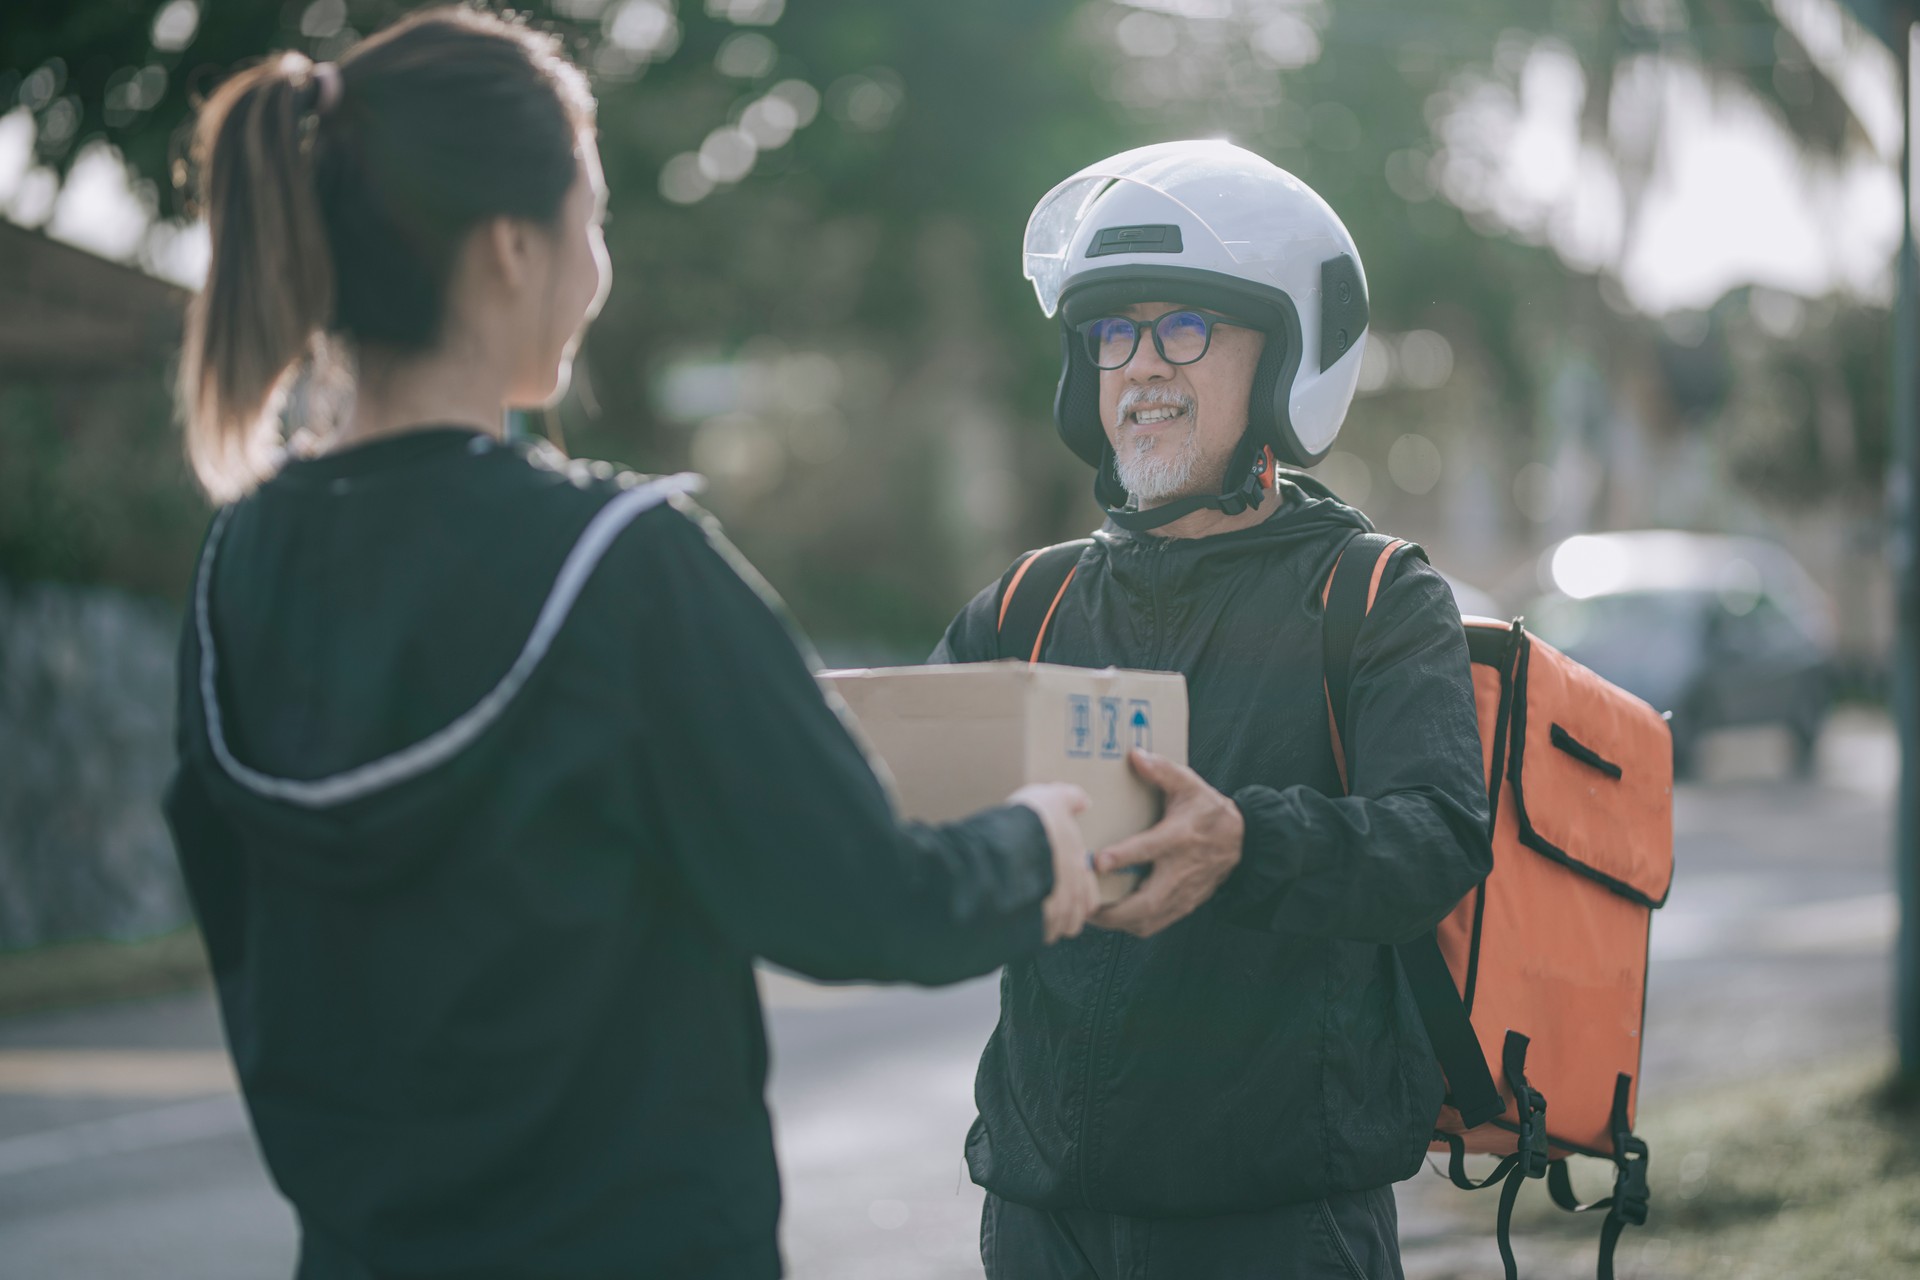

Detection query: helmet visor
(1023, 175), (1116, 318)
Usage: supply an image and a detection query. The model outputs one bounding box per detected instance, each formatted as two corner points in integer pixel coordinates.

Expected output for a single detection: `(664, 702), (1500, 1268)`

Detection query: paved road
(0, 715), (1897, 1279)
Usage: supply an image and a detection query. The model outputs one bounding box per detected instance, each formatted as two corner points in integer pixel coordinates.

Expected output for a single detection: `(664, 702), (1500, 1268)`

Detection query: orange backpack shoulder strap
(995, 539), (1094, 663)
(1320, 531), (1505, 1133)
(1321, 532), (1419, 790)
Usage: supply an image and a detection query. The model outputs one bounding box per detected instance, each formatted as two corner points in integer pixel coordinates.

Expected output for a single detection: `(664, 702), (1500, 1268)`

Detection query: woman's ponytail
(176, 10), (594, 502)
(178, 53), (337, 503)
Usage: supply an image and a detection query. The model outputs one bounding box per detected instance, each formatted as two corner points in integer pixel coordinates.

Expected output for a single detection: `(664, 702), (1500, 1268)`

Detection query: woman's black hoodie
(164, 428), (1054, 1279)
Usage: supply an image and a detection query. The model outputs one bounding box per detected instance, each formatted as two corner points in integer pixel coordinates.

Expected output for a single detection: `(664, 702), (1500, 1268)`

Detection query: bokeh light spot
(151, 1), (200, 53)
(1551, 535), (1631, 599)
(659, 153), (713, 205)
(698, 127), (756, 183)
(1311, 450), (1373, 507)
(1396, 330), (1454, 390)
(1387, 433), (1444, 496)
(716, 32), (777, 79)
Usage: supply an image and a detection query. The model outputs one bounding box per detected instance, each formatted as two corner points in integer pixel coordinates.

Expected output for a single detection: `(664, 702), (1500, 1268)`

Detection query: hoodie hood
(178, 427), (698, 893)
(1092, 469), (1373, 555)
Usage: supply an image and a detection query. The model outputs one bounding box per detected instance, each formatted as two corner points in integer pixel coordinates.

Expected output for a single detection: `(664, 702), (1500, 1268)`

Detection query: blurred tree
(0, 0), (1897, 656)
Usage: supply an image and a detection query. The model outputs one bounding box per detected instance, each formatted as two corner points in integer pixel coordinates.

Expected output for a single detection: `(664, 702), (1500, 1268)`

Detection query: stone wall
(0, 579), (187, 950)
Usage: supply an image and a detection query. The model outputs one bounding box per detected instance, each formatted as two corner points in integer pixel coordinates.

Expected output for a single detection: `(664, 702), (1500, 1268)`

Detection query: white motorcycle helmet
(1023, 140), (1370, 528)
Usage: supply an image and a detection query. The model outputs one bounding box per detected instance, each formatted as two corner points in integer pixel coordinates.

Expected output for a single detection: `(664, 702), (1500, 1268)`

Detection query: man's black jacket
(163, 428), (1056, 1279)
(931, 480), (1493, 1217)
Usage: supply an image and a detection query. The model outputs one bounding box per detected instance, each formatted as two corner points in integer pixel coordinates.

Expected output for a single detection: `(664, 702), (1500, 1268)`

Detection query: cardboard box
(820, 661), (1189, 905)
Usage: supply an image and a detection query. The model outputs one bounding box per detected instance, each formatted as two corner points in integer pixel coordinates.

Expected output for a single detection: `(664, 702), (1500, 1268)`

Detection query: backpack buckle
(1501, 1031), (1550, 1179)
(1516, 1085), (1550, 1179)
(1610, 1135), (1650, 1227)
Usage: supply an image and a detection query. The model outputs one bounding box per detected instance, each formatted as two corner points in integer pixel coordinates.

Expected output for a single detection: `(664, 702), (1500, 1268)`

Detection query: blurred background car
(1523, 531), (1838, 779)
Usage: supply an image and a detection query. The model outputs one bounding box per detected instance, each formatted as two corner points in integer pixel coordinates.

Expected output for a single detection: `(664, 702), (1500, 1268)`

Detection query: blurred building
(0, 221), (183, 376)
(0, 224), (200, 950)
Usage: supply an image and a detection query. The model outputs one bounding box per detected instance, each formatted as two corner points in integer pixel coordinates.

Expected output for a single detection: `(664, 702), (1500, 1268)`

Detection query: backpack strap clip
(1606, 1072), (1650, 1226)
(1541, 1074), (1647, 1280)
(1480, 1032), (1549, 1280)
(1504, 1030), (1550, 1180)
(1609, 1135), (1651, 1228)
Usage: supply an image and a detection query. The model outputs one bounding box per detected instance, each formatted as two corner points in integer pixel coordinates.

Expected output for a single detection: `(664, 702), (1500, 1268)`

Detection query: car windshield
(1527, 591), (1708, 681)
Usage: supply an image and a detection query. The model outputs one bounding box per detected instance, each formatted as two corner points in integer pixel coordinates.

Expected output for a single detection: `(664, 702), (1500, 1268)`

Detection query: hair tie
(311, 63), (343, 115)
(298, 62), (342, 156)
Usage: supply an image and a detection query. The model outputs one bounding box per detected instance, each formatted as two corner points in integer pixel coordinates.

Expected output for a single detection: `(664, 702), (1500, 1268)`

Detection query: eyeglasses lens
(1155, 311), (1211, 364)
(1083, 311), (1216, 369)
(1086, 317), (1138, 370)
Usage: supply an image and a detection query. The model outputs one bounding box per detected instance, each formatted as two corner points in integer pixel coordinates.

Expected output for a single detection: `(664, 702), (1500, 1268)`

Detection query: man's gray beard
(1115, 427), (1204, 505)
(1112, 384), (1206, 504)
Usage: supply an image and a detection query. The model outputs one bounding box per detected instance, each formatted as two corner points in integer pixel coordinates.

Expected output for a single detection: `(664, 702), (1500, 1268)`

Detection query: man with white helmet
(929, 141), (1493, 1276)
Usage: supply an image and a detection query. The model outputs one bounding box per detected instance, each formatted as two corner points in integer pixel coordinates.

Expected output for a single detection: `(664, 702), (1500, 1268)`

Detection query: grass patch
(0, 929), (211, 1017)
(1494, 1056), (1920, 1279)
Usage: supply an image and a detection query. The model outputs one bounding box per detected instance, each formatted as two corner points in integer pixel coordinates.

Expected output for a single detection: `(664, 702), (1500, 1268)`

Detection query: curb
(0, 930), (212, 1018)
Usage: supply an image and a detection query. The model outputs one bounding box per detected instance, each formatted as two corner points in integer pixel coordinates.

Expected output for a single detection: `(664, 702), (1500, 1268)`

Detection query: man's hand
(1090, 750), (1244, 938)
(1009, 783), (1099, 943)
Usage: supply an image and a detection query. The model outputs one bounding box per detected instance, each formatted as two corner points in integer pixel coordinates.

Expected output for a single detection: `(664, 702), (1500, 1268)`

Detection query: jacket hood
(1093, 470), (1373, 556)
(176, 428), (698, 893)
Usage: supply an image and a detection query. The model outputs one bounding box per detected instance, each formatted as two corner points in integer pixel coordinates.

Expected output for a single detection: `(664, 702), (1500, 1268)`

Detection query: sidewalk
(0, 711), (1899, 1278)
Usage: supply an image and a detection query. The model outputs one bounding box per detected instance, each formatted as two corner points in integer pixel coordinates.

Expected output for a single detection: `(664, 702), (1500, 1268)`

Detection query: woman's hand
(1009, 783), (1098, 943)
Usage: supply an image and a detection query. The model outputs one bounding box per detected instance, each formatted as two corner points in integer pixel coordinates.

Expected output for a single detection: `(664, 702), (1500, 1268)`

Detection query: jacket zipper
(1074, 932), (1125, 1207)
(1072, 538), (1166, 1208)
(1146, 539), (1168, 666)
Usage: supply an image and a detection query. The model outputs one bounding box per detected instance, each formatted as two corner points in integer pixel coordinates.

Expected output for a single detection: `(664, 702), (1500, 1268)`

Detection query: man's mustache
(1113, 385), (1197, 432)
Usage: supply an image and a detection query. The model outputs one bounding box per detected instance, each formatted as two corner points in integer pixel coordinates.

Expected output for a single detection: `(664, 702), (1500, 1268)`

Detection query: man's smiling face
(1096, 302), (1266, 508)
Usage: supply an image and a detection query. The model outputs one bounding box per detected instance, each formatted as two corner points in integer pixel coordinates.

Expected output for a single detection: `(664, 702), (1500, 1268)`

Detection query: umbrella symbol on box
(1128, 700), (1151, 752)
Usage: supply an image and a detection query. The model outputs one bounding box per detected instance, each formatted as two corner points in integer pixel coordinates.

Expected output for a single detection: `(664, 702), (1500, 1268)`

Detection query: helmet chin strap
(1102, 444), (1272, 533)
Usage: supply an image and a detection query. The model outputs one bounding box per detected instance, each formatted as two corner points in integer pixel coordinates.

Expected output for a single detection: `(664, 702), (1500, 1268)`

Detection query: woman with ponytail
(164, 10), (1099, 1276)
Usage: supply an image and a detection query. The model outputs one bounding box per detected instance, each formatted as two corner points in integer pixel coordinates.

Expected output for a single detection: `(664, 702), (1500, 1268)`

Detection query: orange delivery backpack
(994, 530), (1674, 1280)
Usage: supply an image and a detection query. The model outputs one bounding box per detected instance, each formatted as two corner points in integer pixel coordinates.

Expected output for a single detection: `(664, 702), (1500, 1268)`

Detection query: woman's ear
(478, 216), (532, 293)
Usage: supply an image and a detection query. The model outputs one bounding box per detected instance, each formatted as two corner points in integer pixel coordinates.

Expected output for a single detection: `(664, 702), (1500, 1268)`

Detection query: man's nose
(1124, 331), (1175, 380)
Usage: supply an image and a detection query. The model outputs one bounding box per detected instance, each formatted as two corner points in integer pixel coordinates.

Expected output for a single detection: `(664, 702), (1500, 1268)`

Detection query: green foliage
(0, 368), (205, 600)
(0, 0), (1898, 645)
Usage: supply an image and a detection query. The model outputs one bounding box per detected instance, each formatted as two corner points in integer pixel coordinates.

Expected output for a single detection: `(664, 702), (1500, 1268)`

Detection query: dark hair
(178, 7), (595, 500)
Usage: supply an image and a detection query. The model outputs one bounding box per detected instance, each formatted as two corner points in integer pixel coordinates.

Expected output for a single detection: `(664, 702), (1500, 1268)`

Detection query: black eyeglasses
(1075, 309), (1242, 371)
